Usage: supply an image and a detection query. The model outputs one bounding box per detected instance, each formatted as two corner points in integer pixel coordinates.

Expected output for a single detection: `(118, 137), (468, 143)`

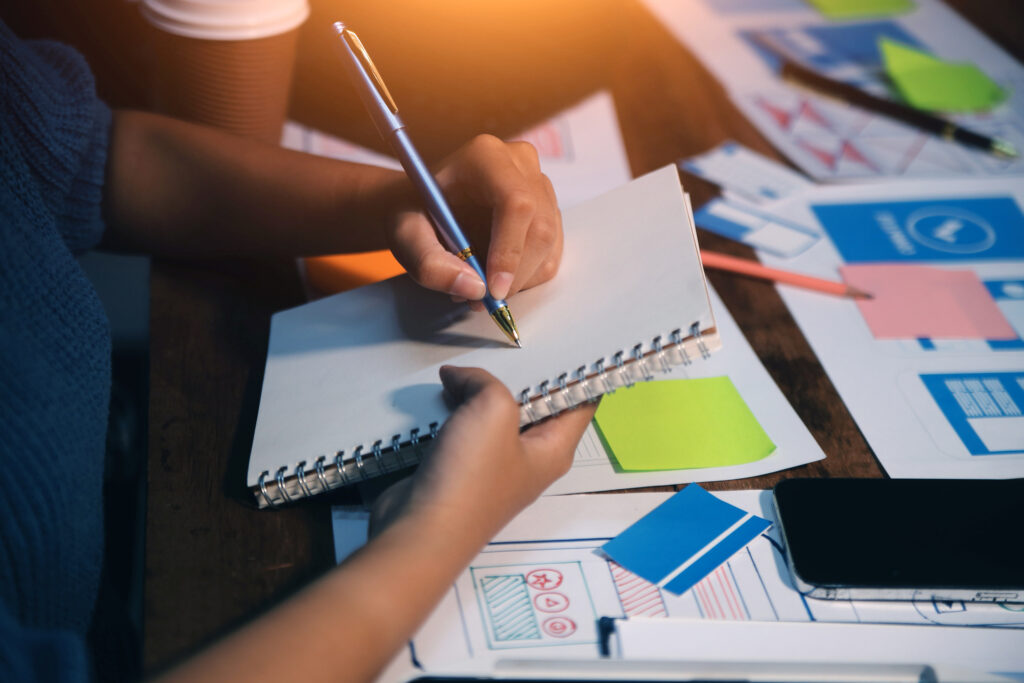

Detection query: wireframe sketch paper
(381, 490), (1024, 682)
(247, 166), (720, 506)
(756, 177), (1024, 478)
(643, 0), (1024, 180)
(282, 91), (632, 211)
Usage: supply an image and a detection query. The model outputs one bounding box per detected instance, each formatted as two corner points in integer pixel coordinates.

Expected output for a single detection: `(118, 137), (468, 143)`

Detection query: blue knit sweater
(1, 18), (112, 681)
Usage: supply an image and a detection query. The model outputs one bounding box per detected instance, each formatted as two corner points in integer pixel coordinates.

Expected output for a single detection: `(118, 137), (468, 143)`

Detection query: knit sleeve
(0, 19), (112, 253)
(0, 601), (91, 683)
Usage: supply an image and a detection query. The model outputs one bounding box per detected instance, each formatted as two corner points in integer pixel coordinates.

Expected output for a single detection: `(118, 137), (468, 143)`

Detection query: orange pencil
(700, 249), (872, 299)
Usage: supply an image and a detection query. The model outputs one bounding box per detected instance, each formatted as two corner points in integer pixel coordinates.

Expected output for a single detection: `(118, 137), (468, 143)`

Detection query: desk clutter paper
(600, 485), (772, 596)
(880, 38), (1008, 113)
(547, 283), (825, 496)
(693, 198), (821, 258)
(594, 377), (775, 471)
(247, 166), (724, 507)
(682, 142), (821, 258)
(381, 491), (1024, 682)
(644, 0), (1024, 180)
(681, 142), (813, 205)
(840, 264), (1017, 340)
(754, 177), (1024, 478)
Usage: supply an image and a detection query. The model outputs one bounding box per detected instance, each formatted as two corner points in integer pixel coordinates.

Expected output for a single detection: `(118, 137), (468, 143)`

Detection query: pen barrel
(333, 23), (508, 319)
(390, 129), (506, 314)
(388, 129), (470, 255)
(332, 23), (404, 136)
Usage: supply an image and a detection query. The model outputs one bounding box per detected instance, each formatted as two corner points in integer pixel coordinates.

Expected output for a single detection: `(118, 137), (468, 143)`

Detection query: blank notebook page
(247, 165), (714, 487)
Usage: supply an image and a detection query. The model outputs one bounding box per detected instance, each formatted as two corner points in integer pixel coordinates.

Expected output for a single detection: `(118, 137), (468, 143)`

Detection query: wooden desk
(142, 0), (1020, 672)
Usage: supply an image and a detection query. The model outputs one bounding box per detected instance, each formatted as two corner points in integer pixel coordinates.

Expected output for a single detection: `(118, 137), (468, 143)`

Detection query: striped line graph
(609, 561), (667, 617)
(480, 574), (541, 642)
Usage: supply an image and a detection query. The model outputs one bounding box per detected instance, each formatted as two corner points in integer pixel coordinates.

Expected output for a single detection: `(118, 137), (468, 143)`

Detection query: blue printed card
(600, 485), (772, 596)
(812, 196), (1024, 263)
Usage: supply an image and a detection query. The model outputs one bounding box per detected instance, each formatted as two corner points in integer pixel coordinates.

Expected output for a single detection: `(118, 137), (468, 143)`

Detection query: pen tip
(992, 139), (1019, 159)
(515, 339), (523, 349)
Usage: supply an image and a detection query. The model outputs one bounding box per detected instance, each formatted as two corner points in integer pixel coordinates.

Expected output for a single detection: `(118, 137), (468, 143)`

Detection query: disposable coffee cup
(142, 0), (309, 144)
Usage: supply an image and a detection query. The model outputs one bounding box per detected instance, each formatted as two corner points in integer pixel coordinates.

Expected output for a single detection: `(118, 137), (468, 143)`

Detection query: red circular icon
(542, 616), (577, 638)
(533, 591), (570, 613)
(525, 568), (563, 591)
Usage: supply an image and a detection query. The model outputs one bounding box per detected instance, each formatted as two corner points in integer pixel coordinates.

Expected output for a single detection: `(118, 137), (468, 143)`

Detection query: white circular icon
(905, 206), (996, 255)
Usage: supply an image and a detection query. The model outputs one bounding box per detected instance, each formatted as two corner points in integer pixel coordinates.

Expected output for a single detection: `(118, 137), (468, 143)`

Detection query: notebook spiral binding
(254, 321), (714, 508)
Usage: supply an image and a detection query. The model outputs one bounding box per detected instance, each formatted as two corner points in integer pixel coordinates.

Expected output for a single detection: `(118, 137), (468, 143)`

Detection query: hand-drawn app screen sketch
(407, 492), (1024, 674)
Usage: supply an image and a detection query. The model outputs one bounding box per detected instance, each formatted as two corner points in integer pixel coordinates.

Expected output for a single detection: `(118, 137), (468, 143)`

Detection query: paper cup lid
(141, 0), (309, 40)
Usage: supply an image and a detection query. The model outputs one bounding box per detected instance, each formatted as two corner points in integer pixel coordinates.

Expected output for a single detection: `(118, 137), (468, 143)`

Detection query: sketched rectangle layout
(478, 573), (539, 643)
(471, 561), (598, 650)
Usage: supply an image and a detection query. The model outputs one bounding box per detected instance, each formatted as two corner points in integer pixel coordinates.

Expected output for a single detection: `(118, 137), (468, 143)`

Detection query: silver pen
(331, 21), (522, 348)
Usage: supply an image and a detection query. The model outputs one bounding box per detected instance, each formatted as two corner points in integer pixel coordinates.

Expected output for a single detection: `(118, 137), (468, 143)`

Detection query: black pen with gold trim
(752, 31), (1018, 159)
(332, 21), (522, 347)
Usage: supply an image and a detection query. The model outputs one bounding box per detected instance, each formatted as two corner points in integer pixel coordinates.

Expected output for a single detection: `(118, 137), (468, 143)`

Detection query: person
(0, 18), (597, 682)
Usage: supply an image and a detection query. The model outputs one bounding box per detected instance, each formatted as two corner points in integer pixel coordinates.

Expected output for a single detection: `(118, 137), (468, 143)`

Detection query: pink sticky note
(840, 264), (1017, 340)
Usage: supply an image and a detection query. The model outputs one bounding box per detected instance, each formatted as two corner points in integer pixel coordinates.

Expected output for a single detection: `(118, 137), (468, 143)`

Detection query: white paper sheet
(547, 282), (825, 495)
(282, 91), (632, 209)
(681, 141), (813, 204)
(642, 0), (1024, 181)
(390, 491), (1024, 680)
(248, 167), (719, 502)
(614, 619), (1024, 678)
(752, 177), (1024, 478)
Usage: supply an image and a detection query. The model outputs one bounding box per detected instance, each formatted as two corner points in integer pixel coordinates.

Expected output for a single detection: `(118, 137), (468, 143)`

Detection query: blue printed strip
(694, 199), (755, 241)
(662, 515), (772, 596)
(601, 485), (772, 597)
(601, 485), (746, 584)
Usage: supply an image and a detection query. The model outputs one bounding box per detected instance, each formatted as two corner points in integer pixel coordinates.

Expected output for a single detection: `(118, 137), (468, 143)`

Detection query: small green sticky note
(593, 377), (776, 472)
(804, 0), (914, 20)
(880, 38), (1008, 112)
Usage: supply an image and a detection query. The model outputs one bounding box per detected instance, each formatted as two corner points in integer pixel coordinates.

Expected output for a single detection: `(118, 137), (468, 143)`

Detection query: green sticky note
(880, 38), (1008, 112)
(804, 0), (914, 20)
(593, 377), (776, 472)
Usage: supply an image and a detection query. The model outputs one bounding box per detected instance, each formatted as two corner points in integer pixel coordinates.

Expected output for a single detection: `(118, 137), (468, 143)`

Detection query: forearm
(102, 110), (404, 259)
(154, 506), (490, 683)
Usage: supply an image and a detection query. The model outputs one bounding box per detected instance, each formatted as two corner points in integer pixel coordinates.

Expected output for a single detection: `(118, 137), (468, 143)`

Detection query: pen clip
(341, 28), (398, 115)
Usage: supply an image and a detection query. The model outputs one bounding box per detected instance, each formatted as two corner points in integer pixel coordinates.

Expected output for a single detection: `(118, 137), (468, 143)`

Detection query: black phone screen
(773, 478), (1024, 590)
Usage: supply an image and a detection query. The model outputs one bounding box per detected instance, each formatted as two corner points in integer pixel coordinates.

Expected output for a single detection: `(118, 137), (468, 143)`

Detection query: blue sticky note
(601, 485), (772, 596)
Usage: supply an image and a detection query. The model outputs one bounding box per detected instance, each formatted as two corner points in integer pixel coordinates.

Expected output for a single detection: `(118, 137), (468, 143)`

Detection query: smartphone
(772, 478), (1024, 602)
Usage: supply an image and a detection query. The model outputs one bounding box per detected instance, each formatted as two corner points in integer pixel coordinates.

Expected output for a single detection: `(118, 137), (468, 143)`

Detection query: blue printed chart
(761, 177), (1024, 478)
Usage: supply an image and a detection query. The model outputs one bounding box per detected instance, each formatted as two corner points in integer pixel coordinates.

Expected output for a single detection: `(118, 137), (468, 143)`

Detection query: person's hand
(371, 365), (596, 541)
(383, 135), (563, 306)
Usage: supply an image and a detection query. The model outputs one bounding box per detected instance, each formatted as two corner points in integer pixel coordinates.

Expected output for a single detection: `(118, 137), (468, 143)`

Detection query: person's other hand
(370, 365), (595, 541)
(383, 135), (562, 306)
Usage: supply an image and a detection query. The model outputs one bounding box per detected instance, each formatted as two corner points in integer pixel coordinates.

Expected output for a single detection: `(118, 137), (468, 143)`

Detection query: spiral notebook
(248, 165), (720, 507)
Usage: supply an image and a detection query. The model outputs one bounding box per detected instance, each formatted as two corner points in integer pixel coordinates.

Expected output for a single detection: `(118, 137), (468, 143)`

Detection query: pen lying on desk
(331, 21), (522, 347)
(700, 249), (871, 299)
(751, 31), (1018, 160)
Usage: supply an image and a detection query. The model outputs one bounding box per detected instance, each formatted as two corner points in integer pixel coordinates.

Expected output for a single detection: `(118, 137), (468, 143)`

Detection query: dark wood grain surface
(142, 0), (1022, 672)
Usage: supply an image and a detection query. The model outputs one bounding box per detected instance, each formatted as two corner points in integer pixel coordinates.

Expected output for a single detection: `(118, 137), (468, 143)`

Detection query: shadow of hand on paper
(390, 277), (508, 351)
(389, 382), (447, 424)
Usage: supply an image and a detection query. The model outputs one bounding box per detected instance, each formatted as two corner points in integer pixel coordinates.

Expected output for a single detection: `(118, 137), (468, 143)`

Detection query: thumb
(439, 365), (503, 406)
